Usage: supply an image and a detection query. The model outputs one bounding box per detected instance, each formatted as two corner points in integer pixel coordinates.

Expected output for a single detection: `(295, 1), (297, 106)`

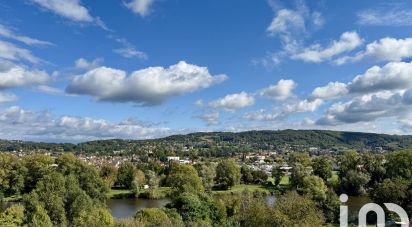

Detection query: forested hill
(1, 130), (412, 153)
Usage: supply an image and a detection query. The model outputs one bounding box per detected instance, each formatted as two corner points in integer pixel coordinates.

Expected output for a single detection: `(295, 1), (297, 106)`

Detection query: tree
(30, 205), (53, 227)
(319, 189), (340, 223)
(340, 170), (370, 195)
(22, 154), (53, 193)
(135, 208), (173, 226)
(240, 165), (254, 184)
(385, 151), (412, 181)
(271, 165), (283, 186)
(302, 175), (328, 201)
(370, 178), (408, 206)
(167, 165), (204, 197)
(338, 151), (359, 178)
(170, 193), (210, 222)
(272, 191), (325, 226)
(290, 163), (311, 188)
(289, 152), (311, 167)
(0, 204), (25, 227)
(132, 169), (146, 196)
(362, 153), (385, 185)
(215, 159), (241, 190)
(74, 207), (114, 227)
(100, 163), (118, 188)
(195, 163), (216, 192)
(116, 162), (136, 189)
(312, 157), (332, 181)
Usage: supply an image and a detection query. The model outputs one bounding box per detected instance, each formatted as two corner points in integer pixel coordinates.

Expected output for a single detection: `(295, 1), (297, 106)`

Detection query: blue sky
(1, 0), (412, 142)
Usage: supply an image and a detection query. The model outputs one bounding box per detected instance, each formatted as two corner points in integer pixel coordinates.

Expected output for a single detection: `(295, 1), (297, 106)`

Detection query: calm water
(1, 195), (370, 221)
(107, 198), (171, 219)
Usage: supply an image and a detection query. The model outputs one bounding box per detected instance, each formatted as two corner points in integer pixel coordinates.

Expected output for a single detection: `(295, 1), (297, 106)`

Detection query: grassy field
(212, 184), (271, 194)
(107, 189), (134, 199)
(279, 176), (290, 185)
(108, 187), (171, 199)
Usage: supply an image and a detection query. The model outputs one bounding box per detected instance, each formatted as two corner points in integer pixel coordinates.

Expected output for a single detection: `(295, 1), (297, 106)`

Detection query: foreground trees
(215, 159), (241, 190)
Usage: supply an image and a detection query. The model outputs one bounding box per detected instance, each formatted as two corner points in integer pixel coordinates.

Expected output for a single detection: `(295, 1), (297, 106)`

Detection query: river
(1, 195), (371, 221)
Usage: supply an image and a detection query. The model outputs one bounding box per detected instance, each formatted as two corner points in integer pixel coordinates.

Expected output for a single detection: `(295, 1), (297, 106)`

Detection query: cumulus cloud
(293, 31), (363, 63)
(316, 91), (407, 125)
(309, 61), (412, 101)
(66, 61), (227, 105)
(0, 40), (40, 63)
(260, 79), (296, 100)
(310, 82), (348, 100)
(208, 92), (255, 112)
(0, 61), (50, 89)
(284, 98), (324, 112)
(0, 93), (17, 103)
(335, 37), (412, 65)
(0, 106), (170, 142)
(74, 58), (103, 70)
(0, 24), (52, 46)
(357, 8), (412, 26)
(124, 0), (155, 17)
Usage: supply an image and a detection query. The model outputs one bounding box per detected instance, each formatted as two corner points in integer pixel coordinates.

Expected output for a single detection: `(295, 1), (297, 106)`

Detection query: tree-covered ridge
(2, 130), (412, 153)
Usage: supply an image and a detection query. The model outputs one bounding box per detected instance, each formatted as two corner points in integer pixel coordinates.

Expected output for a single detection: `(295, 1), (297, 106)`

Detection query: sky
(1, 0), (412, 142)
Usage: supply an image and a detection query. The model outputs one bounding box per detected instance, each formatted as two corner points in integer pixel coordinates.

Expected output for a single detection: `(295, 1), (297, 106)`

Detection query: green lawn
(212, 184), (270, 194)
(107, 189), (134, 199)
(279, 176), (290, 186)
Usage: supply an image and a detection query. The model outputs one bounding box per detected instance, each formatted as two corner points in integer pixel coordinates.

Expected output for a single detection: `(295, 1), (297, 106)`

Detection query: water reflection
(107, 198), (171, 219)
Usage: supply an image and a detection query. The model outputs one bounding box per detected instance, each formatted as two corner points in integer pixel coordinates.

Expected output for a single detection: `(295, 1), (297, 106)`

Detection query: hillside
(1, 130), (412, 154)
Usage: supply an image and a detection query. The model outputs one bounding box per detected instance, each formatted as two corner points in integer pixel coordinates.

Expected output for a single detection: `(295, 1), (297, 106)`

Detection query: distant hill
(1, 130), (412, 154)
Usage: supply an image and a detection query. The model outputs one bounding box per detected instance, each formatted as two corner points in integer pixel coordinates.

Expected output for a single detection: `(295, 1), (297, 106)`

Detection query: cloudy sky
(0, 0), (412, 142)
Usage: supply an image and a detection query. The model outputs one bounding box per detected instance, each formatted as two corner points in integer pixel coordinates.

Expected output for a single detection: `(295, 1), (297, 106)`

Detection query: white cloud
(259, 0), (324, 66)
(30, 0), (108, 29)
(267, 9), (306, 37)
(209, 92), (255, 112)
(124, 0), (155, 17)
(66, 61), (227, 105)
(0, 106), (170, 142)
(335, 37), (412, 65)
(0, 24), (52, 46)
(31, 0), (94, 22)
(357, 9), (412, 26)
(284, 98), (324, 112)
(316, 91), (406, 125)
(0, 40), (40, 63)
(293, 31), (363, 63)
(0, 61), (50, 89)
(114, 47), (147, 59)
(113, 38), (147, 59)
(74, 58), (103, 70)
(243, 109), (284, 122)
(260, 79), (296, 100)
(36, 85), (64, 95)
(0, 93), (17, 103)
(197, 111), (220, 126)
(310, 82), (348, 100)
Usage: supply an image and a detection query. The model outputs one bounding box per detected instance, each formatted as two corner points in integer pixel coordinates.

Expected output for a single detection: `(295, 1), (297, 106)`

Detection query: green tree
(312, 157), (332, 181)
(0, 204), (25, 227)
(302, 175), (328, 201)
(100, 163), (118, 188)
(370, 178), (408, 206)
(194, 162), (216, 192)
(30, 205), (53, 227)
(135, 208), (173, 227)
(338, 151), (359, 178)
(167, 165), (204, 197)
(340, 170), (370, 195)
(271, 164), (283, 186)
(272, 191), (325, 227)
(116, 162), (136, 189)
(385, 151), (412, 181)
(215, 159), (241, 190)
(290, 163), (311, 188)
(362, 153), (385, 185)
(132, 169), (146, 196)
(74, 207), (114, 227)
